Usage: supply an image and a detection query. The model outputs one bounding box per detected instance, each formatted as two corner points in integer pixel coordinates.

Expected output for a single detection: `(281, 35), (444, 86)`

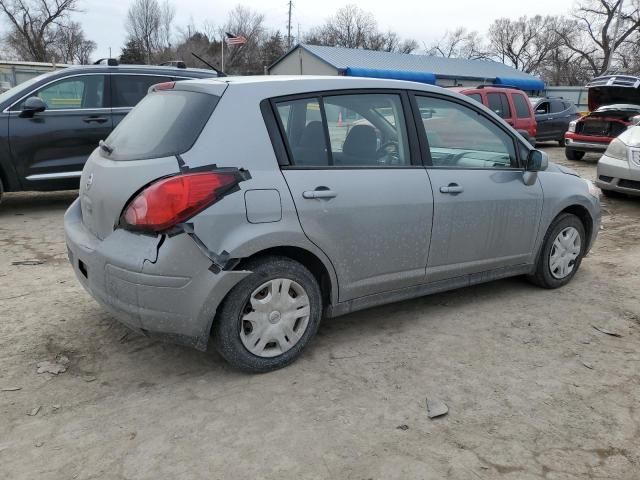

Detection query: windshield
(0, 70), (61, 106)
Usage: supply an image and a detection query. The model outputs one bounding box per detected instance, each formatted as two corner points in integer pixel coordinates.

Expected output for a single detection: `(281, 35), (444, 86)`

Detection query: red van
(457, 85), (538, 145)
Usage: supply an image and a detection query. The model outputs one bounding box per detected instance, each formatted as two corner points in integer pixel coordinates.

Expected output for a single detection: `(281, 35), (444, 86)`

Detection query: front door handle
(303, 187), (337, 199)
(439, 183), (463, 194)
(83, 116), (108, 124)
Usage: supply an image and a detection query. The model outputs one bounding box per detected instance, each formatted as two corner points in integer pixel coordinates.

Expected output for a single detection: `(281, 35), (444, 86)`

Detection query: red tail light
(121, 172), (239, 232)
(152, 81), (176, 91)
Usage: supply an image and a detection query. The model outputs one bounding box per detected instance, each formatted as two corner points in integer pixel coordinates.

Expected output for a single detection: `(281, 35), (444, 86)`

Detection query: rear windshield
(103, 90), (218, 161)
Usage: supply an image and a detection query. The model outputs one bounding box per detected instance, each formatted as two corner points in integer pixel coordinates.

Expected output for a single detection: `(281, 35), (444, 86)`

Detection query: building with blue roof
(268, 44), (544, 93)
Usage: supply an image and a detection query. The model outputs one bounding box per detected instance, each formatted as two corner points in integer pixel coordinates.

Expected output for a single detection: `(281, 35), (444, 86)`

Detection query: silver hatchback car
(64, 76), (601, 372)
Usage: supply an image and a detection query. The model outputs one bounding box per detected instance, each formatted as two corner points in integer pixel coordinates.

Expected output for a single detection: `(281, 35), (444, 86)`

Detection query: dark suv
(0, 62), (216, 200)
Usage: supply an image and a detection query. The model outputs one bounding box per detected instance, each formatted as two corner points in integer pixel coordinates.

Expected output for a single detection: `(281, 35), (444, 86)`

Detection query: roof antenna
(191, 52), (226, 77)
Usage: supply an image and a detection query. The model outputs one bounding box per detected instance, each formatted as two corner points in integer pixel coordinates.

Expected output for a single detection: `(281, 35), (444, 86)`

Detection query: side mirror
(526, 149), (549, 172)
(19, 97), (47, 118)
(536, 108), (546, 114)
(631, 115), (640, 126)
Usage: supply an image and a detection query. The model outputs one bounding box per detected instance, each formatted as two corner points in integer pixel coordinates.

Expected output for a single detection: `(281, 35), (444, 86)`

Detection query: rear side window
(466, 93), (482, 104)
(487, 93), (511, 119)
(103, 90), (218, 161)
(512, 94), (531, 119)
(111, 75), (173, 108)
(550, 99), (565, 113)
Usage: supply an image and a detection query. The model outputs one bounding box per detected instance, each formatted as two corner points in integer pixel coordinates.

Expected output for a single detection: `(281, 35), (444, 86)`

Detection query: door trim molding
(25, 171), (83, 181)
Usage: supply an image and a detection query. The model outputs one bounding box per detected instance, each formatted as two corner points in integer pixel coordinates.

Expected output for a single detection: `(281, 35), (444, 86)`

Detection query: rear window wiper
(99, 140), (113, 155)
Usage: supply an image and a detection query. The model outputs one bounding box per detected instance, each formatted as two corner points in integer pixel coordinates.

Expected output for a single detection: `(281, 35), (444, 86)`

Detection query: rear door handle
(439, 183), (463, 194)
(303, 188), (337, 199)
(83, 116), (108, 124)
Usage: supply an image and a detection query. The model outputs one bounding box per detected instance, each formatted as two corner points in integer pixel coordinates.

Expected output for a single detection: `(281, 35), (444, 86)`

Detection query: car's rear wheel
(565, 148), (585, 160)
(528, 213), (586, 289)
(212, 256), (322, 372)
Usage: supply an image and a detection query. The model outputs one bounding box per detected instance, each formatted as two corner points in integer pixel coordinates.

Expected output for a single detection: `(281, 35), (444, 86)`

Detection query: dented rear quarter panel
(178, 81), (341, 304)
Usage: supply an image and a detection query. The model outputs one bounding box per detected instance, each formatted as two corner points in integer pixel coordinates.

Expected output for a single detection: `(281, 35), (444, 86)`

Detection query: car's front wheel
(528, 213), (586, 289)
(212, 256), (322, 372)
(565, 148), (585, 160)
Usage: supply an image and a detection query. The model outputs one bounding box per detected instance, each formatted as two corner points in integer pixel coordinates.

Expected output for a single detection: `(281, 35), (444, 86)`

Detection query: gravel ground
(1, 146), (639, 480)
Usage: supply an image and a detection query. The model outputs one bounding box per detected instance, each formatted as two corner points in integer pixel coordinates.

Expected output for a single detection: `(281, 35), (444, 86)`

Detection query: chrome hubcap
(240, 278), (311, 358)
(549, 227), (581, 279)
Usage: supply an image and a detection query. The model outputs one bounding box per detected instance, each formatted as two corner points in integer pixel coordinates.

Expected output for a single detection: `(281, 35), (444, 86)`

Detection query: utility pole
(287, 1), (293, 49)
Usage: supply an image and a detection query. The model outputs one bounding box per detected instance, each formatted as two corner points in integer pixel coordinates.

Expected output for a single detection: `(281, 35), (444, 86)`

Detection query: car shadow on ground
(88, 275), (538, 380)
(0, 190), (78, 216)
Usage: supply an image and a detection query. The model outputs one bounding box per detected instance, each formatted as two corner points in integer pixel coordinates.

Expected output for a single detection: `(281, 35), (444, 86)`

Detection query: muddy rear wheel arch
(234, 245), (336, 309)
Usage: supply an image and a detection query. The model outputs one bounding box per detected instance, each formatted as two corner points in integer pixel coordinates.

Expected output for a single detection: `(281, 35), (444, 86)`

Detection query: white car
(596, 125), (640, 197)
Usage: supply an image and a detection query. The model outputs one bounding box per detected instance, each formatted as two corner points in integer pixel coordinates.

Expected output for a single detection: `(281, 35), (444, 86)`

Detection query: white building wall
(269, 47), (339, 76)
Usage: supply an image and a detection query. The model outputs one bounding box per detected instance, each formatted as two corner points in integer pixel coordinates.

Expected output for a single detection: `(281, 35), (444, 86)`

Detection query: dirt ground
(1, 145), (639, 480)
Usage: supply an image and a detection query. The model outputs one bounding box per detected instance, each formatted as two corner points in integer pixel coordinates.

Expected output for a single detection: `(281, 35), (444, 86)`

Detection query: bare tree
(488, 15), (566, 73)
(561, 0), (640, 76)
(125, 0), (162, 63)
(427, 27), (489, 59)
(54, 20), (95, 63)
(0, 0), (79, 61)
(304, 4), (418, 53)
(220, 5), (266, 73)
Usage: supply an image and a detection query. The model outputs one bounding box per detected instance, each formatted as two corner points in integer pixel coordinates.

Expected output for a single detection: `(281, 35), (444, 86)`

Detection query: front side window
(416, 95), (517, 169)
(536, 102), (550, 114)
(16, 75), (105, 110)
(275, 92), (410, 167)
(487, 92), (511, 119)
(111, 75), (173, 108)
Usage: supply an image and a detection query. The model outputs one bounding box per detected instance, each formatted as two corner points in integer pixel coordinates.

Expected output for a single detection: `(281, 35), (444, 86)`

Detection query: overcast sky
(77, 0), (576, 59)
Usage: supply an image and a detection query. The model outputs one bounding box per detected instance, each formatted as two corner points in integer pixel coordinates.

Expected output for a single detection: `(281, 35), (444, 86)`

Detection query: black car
(530, 97), (580, 145)
(0, 61), (216, 200)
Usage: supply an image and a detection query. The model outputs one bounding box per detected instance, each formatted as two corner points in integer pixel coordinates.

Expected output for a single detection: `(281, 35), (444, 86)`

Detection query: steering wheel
(376, 140), (400, 164)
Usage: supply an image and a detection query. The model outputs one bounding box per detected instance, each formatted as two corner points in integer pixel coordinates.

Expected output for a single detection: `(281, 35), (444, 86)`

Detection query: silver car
(596, 125), (640, 197)
(64, 76), (601, 372)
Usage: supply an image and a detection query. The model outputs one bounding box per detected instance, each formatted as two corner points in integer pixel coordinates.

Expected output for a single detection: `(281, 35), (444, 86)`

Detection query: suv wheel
(528, 213), (586, 289)
(212, 256), (322, 372)
(565, 148), (585, 161)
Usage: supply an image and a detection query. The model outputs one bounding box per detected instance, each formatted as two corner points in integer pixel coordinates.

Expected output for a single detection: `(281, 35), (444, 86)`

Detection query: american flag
(225, 32), (247, 46)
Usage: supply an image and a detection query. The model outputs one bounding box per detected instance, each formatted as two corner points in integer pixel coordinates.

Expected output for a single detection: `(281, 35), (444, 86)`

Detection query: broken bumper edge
(63, 198), (250, 351)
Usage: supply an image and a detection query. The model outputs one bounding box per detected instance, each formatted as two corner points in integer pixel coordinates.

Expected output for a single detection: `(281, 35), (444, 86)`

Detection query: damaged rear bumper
(64, 198), (249, 350)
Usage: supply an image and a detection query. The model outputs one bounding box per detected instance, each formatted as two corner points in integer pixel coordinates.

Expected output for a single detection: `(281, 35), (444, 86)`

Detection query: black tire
(528, 213), (586, 289)
(212, 256), (323, 372)
(0, 176), (3, 205)
(565, 148), (585, 160)
(601, 188), (625, 199)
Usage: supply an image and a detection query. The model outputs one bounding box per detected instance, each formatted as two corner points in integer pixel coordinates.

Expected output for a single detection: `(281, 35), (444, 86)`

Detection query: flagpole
(221, 38), (224, 73)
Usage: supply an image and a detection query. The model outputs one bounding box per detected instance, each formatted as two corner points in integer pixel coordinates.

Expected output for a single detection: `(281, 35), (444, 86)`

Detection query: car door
(7, 74), (110, 184)
(412, 93), (543, 282)
(551, 99), (573, 138)
(110, 74), (174, 127)
(273, 91), (433, 302)
(534, 101), (553, 140)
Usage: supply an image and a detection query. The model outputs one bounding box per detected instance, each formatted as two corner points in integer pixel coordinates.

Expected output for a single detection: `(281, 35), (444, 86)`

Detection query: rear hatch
(80, 81), (225, 240)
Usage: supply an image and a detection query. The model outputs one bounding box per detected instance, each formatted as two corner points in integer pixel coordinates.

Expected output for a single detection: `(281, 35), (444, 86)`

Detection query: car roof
(177, 74), (449, 97)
